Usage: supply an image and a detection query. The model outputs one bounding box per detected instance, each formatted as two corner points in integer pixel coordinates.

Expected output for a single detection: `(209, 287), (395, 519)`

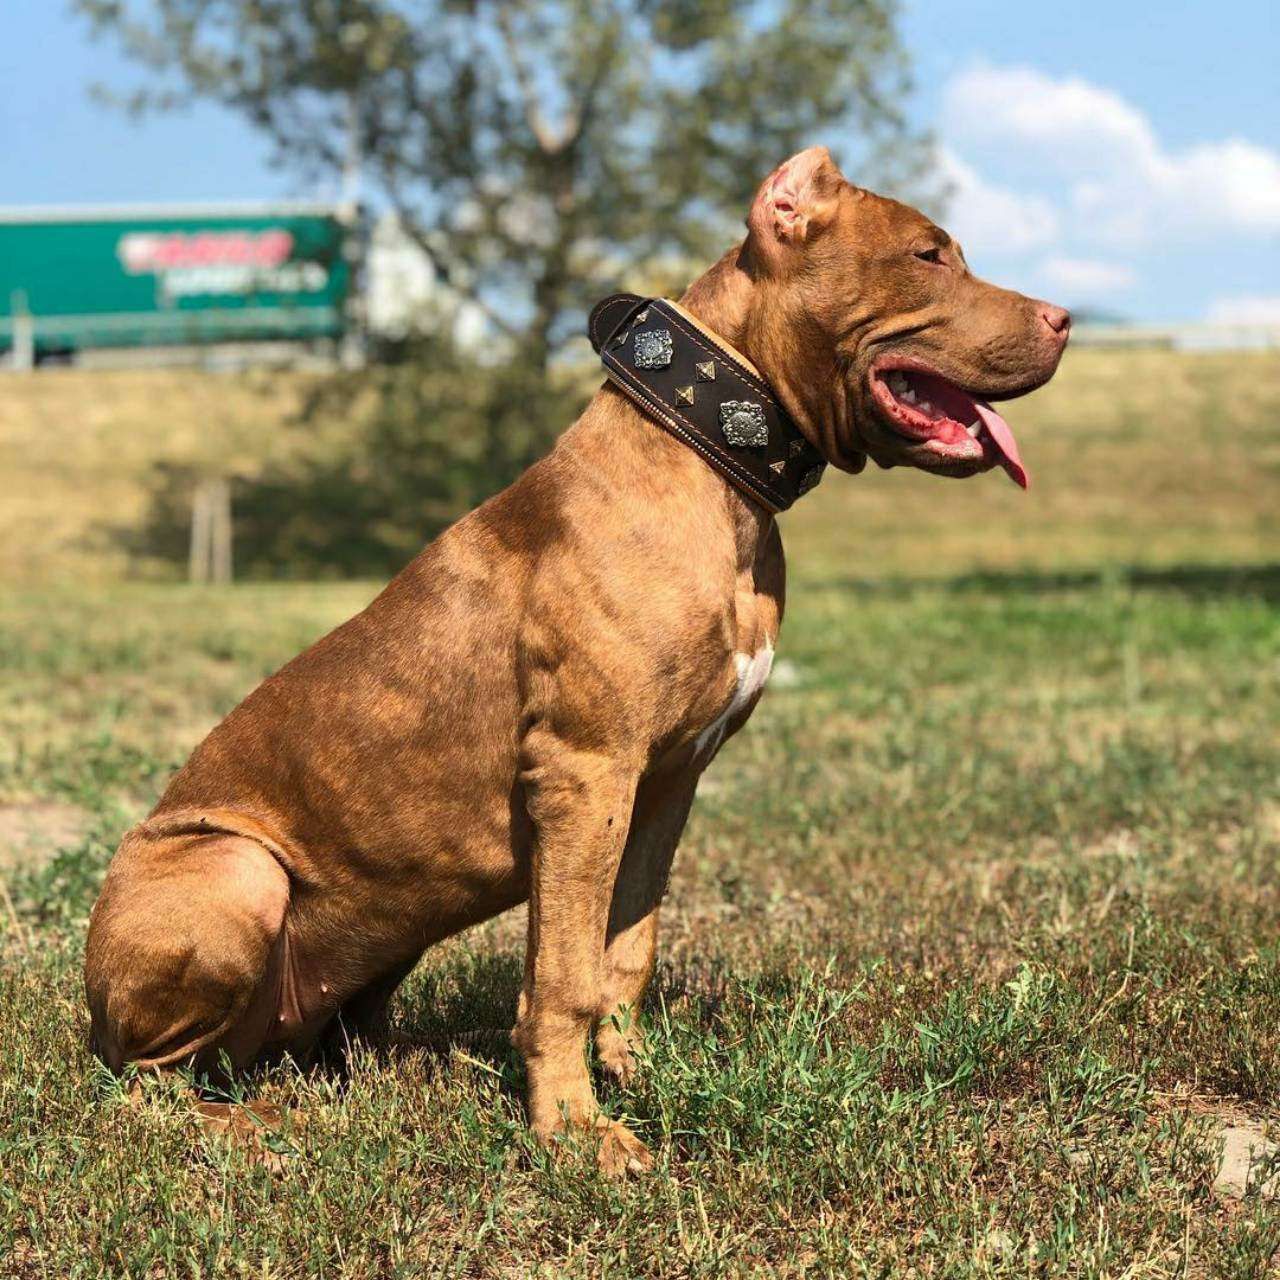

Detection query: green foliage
(72, 0), (932, 363)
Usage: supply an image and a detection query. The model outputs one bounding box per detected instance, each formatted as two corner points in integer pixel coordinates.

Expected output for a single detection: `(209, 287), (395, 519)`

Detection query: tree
(75, 0), (932, 371)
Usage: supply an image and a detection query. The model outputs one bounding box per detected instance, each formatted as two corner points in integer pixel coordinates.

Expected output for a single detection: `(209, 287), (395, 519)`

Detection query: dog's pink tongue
(975, 399), (1029, 489)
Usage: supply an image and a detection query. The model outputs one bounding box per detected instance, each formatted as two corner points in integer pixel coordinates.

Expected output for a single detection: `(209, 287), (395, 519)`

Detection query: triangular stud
(789, 439), (805, 457)
(695, 361), (716, 382)
(675, 385), (694, 406)
(613, 329), (629, 347)
(769, 459), (786, 475)
(634, 309), (649, 323)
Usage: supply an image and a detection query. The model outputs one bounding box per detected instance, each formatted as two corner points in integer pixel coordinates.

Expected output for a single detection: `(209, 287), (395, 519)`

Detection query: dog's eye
(914, 247), (943, 264)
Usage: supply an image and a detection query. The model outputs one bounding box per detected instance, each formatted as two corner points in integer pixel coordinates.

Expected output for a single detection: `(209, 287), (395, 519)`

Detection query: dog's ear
(747, 147), (846, 259)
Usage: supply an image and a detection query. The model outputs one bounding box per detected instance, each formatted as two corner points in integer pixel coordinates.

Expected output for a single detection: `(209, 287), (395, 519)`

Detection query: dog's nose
(1040, 304), (1071, 339)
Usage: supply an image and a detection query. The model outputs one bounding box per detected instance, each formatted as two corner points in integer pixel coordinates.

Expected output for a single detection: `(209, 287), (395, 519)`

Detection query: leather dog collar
(588, 294), (826, 513)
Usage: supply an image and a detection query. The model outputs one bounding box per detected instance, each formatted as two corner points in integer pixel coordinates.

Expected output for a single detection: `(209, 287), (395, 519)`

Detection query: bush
(134, 337), (589, 579)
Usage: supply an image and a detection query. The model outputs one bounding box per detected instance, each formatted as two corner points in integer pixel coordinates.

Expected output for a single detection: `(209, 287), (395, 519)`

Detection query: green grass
(3, 569), (1279, 1276)
(3, 350), (1280, 1275)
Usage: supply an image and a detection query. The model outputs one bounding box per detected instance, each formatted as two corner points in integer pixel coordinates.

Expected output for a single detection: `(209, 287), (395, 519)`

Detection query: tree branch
(495, 4), (565, 154)
(560, 6), (621, 152)
(382, 180), (522, 342)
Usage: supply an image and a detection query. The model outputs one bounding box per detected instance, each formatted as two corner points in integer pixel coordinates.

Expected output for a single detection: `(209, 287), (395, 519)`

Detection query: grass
(2, 349), (1280, 1275)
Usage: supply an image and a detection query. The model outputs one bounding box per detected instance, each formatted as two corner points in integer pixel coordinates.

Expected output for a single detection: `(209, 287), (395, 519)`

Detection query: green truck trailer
(0, 202), (355, 362)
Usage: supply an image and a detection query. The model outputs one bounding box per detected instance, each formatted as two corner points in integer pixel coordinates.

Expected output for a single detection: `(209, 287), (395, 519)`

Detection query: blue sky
(2, 0), (1277, 322)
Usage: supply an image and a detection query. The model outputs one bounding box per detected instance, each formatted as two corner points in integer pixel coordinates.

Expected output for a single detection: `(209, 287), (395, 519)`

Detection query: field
(2, 349), (1280, 1276)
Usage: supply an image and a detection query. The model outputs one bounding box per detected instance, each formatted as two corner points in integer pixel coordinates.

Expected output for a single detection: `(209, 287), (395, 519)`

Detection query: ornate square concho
(633, 328), (674, 369)
(719, 400), (768, 449)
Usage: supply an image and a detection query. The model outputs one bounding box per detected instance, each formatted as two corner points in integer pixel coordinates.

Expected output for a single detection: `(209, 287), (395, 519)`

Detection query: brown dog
(85, 148), (1069, 1174)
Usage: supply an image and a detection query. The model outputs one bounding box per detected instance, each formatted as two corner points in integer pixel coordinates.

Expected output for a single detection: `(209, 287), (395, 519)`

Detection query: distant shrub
(132, 337), (588, 579)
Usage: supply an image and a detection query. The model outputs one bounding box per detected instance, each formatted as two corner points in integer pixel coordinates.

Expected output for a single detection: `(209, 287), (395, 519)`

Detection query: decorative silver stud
(798, 464), (825, 495)
(634, 308), (649, 323)
(769, 459), (786, 475)
(613, 328), (629, 347)
(633, 328), (673, 369)
(789, 439), (806, 458)
(675, 385), (694, 406)
(695, 361), (716, 382)
(720, 400), (768, 449)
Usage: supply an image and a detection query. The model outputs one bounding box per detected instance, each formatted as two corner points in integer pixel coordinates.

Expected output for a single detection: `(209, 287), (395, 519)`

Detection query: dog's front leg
(595, 768), (699, 1086)
(512, 743), (653, 1175)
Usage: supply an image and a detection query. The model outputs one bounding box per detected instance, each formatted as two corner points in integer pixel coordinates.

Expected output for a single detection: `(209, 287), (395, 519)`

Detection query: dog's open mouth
(870, 362), (1029, 489)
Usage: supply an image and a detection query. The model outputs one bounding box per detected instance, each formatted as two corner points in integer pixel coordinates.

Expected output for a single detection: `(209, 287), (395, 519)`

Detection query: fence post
(10, 291), (34, 371)
(210, 476), (233, 583)
(189, 477), (233, 583)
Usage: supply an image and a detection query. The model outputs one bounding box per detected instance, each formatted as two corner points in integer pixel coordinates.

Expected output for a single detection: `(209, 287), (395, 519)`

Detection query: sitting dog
(85, 147), (1069, 1175)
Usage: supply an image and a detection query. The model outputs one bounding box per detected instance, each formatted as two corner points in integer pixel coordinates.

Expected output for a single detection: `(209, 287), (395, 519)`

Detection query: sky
(2, 0), (1277, 323)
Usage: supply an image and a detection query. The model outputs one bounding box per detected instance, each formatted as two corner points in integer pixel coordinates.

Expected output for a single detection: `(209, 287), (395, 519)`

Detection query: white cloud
(1205, 296), (1280, 325)
(942, 66), (1153, 169)
(937, 149), (1058, 254)
(1039, 257), (1136, 298)
(941, 65), (1280, 248)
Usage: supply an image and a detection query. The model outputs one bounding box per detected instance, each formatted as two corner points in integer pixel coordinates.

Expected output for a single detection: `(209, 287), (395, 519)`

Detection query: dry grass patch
(2, 348), (1278, 587)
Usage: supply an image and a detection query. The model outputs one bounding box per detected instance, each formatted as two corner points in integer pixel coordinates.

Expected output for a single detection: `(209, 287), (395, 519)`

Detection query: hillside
(1, 348), (1277, 584)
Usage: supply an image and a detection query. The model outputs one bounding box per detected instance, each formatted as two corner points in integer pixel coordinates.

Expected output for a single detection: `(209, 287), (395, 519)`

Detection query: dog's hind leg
(85, 818), (291, 1077)
(594, 769), (699, 1086)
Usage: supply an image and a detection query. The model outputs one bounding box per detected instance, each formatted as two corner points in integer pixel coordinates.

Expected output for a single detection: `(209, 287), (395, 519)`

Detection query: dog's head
(739, 147), (1070, 487)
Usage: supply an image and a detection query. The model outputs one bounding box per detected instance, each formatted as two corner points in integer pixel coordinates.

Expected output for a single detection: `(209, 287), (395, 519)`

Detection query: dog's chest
(693, 639), (774, 760)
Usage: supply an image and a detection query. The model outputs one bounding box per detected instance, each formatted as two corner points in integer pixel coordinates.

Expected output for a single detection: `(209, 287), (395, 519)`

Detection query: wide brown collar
(588, 294), (826, 513)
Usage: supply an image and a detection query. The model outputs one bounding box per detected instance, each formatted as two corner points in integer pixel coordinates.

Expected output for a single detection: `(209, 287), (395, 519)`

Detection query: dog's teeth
(901, 388), (916, 404)
(967, 421), (982, 438)
(918, 400), (932, 414)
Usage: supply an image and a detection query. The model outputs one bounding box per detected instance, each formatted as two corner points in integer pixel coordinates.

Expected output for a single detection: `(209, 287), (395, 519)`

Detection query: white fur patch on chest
(694, 639), (774, 759)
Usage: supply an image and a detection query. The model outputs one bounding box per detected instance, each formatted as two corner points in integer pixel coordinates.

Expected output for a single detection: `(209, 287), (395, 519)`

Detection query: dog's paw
(595, 1033), (638, 1087)
(535, 1110), (654, 1178)
(193, 1100), (300, 1176)
(595, 1016), (643, 1087)
(594, 1118), (654, 1179)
